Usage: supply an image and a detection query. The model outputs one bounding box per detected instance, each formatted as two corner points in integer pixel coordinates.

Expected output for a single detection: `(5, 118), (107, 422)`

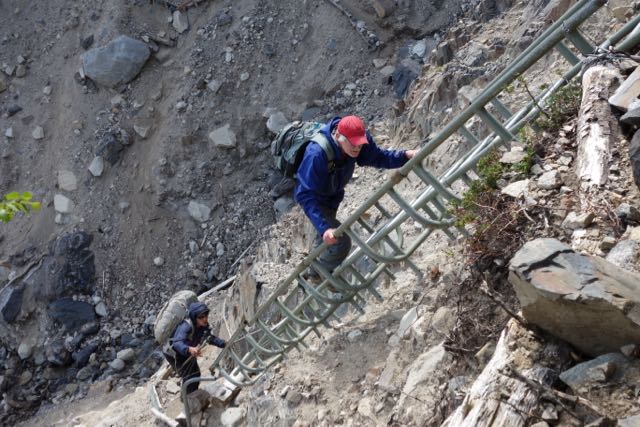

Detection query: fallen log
(441, 321), (541, 427)
(575, 64), (623, 186)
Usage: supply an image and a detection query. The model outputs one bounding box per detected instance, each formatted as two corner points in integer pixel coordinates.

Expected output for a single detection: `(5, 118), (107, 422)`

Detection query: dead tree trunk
(441, 321), (539, 427)
(575, 65), (622, 186)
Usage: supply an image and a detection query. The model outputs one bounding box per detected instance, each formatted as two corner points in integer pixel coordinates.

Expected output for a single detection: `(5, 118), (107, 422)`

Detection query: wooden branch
(505, 366), (610, 420)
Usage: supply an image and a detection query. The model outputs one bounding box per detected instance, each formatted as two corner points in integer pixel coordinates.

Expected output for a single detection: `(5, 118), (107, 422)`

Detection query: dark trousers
(314, 206), (352, 273)
(164, 352), (201, 394)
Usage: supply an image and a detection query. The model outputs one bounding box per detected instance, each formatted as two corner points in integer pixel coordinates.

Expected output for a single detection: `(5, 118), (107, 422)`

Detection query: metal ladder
(183, 0), (640, 419)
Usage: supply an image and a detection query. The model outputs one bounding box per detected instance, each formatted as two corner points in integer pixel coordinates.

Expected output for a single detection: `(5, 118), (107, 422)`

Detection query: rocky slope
(2, 0), (640, 426)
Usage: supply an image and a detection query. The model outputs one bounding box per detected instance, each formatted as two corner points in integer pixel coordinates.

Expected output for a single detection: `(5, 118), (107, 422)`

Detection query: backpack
(271, 121), (335, 178)
(154, 290), (198, 349)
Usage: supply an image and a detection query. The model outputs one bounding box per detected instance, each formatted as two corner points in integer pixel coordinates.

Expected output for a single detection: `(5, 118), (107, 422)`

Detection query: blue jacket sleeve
(171, 322), (192, 356)
(207, 335), (226, 348)
(357, 133), (408, 169)
(295, 145), (333, 236)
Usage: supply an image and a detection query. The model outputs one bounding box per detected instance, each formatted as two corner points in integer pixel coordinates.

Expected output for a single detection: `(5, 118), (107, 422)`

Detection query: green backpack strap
(312, 132), (336, 173)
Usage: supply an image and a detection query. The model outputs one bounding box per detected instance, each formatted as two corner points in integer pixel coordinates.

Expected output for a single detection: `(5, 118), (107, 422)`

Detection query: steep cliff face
(4, 0), (640, 426)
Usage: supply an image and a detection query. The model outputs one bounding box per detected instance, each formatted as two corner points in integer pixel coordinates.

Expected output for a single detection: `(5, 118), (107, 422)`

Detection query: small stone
(116, 348), (135, 362)
(32, 126), (45, 140)
(600, 236), (617, 251)
(4, 64), (15, 76)
(537, 170), (562, 190)
(620, 344), (638, 357)
(239, 72), (250, 81)
(216, 242), (225, 257)
(18, 341), (34, 360)
(208, 124), (236, 148)
(562, 211), (595, 230)
(95, 301), (108, 317)
(109, 358), (125, 371)
(372, 58), (386, 68)
(4, 128), (13, 138)
(18, 370), (32, 385)
(172, 11), (189, 33)
(119, 201), (130, 212)
(133, 123), (151, 138)
(43, 86), (52, 95)
(53, 194), (74, 214)
(347, 330), (363, 342)
(15, 65), (26, 78)
(207, 79), (222, 93)
(266, 112), (288, 134)
(499, 149), (527, 164)
(176, 101), (188, 111)
(153, 257), (164, 266)
(58, 170), (78, 191)
(501, 179), (530, 198)
(188, 201), (211, 222)
(88, 156), (104, 177)
(17, 55), (26, 64)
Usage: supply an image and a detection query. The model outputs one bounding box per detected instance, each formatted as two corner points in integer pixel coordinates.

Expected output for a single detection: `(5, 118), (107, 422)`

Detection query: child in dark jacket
(163, 301), (226, 394)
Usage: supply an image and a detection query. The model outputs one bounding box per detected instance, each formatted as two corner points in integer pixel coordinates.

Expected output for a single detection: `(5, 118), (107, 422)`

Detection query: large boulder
(509, 238), (640, 356)
(82, 35), (150, 88)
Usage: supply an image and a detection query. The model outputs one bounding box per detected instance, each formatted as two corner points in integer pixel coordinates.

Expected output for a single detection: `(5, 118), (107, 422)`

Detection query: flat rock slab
(609, 66), (640, 112)
(509, 238), (640, 356)
(82, 35), (150, 88)
(559, 352), (630, 390)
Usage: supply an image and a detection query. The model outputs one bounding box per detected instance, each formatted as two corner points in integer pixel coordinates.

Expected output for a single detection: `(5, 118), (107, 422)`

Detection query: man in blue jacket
(295, 115), (416, 280)
(164, 301), (226, 394)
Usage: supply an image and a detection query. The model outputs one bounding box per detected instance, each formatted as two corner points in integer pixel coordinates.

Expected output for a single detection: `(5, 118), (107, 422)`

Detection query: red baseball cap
(337, 116), (368, 146)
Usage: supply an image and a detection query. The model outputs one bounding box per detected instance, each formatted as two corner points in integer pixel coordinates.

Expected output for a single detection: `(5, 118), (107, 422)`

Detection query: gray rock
(48, 298), (96, 333)
(609, 67), (640, 112)
(82, 35), (150, 88)
(116, 348), (135, 362)
(133, 122), (151, 139)
(273, 196), (295, 219)
(207, 79), (222, 93)
(88, 156), (104, 177)
(53, 194), (74, 214)
(619, 413), (640, 427)
(76, 366), (94, 381)
(559, 353), (630, 389)
(537, 170), (562, 190)
(621, 107), (640, 126)
(32, 126), (44, 140)
(501, 179), (529, 198)
(0, 287), (23, 322)
(188, 201), (211, 222)
(499, 149), (527, 164)
(208, 124), (236, 148)
(616, 203), (640, 223)
(18, 341), (34, 360)
(411, 39), (427, 58)
(221, 407), (245, 427)
(397, 307), (418, 338)
(172, 11), (189, 33)
(509, 238), (640, 356)
(285, 389), (302, 407)
(347, 329), (363, 342)
(630, 130), (640, 188)
(400, 343), (450, 408)
(266, 112), (288, 134)
(58, 170), (78, 192)
(562, 211), (594, 230)
(109, 358), (125, 371)
(605, 240), (640, 273)
(95, 301), (108, 317)
(4, 127), (13, 138)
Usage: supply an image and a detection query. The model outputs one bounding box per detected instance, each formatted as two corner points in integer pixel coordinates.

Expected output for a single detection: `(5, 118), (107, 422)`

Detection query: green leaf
(4, 192), (20, 201)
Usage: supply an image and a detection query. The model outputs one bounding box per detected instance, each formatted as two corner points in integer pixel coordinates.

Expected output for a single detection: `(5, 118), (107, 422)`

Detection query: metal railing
(182, 1), (640, 423)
